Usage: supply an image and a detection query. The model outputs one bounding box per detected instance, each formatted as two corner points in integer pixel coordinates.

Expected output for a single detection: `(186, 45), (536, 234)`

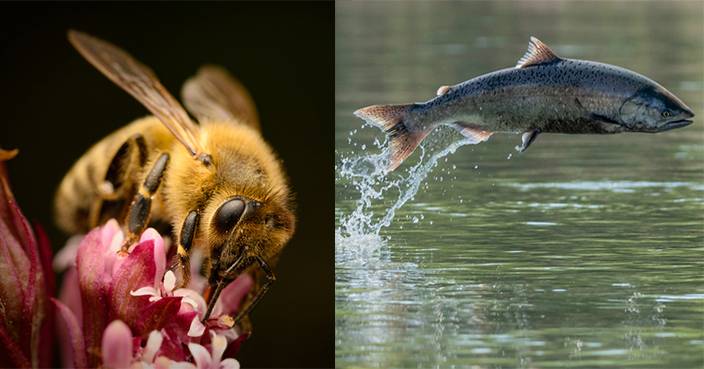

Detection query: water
(335, 2), (704, 368)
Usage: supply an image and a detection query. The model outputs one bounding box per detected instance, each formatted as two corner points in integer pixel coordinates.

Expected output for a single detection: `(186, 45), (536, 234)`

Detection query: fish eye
(213, 198), (246, 232)
(661, 111), (671, 118)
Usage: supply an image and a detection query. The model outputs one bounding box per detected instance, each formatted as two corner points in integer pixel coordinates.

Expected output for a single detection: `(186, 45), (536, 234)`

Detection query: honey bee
(54, 30), (295, 325)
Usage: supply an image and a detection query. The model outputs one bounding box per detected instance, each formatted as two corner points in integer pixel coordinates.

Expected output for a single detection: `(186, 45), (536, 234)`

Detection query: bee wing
(68, 30), (204, 157)
(181, 65), (260, 131)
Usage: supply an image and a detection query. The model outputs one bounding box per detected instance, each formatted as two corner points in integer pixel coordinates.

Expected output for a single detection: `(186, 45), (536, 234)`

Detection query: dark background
(0, 3), (333, 368)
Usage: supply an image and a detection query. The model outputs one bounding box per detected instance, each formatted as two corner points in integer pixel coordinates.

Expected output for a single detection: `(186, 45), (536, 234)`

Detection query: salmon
(354, 37), (695, 171)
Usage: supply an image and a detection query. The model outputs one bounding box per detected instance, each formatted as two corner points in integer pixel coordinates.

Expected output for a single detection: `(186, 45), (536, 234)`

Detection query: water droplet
(337, 130), (473, 241)
(507, 153), (512, 160)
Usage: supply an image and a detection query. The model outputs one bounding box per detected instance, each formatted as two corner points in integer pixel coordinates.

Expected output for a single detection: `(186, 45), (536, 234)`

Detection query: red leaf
(0, 221), (29, 339)
(110, 240), (157, 323)
(76, 229), (113, 367)
(0, 324), (31, 368)
(35, 223), (54, 368)
(34, 224), (55, 298)
(133, 296), (183, 336)
(58, 267), (83, 329)
(223, 332), (249, 359)
(52, 298), (88, 369)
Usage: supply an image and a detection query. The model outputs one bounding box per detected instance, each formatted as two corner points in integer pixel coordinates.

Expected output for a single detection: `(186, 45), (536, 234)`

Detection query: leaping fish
(354, 37), (695, 171)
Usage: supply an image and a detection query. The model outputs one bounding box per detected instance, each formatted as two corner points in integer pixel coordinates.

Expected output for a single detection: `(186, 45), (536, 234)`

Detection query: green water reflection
(335, 1), (704, 368)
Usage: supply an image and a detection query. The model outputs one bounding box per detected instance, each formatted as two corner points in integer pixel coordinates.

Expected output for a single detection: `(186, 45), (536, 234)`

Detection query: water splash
(336, 127), (474, 252)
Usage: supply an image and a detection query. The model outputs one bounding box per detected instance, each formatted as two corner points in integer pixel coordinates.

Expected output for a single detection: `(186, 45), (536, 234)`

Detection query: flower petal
(52, 298), (87, 369)
(139, 228), (165, 287)
(187, 343), (212, 369)
(154, 324), (190, 362)
(220, 358), (240, 369)
(169, 362), (197, 369)
(155, 356), (179, 369)
(53, 234), (83, 272)
(186, 249), (208, 292)
(187, 316), (206, 338)
(210, 333), (227, 364)
(158, 309), (198, 358)
(102, 320), (133, 369)
(173, 288), (207, 315)
(130, 286), (159, 297)
(213, 274), (253, 317)
(100, 219), (121, 248)
(142, 330), (163, 363)
(163, 270), (176, 293)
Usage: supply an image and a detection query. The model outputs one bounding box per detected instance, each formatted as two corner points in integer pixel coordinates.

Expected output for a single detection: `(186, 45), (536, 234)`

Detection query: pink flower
(0, 148), (55, 368)
(174, 332), (240, 369)
(0, 147), (251, 368)
(54, 217), (252, 367)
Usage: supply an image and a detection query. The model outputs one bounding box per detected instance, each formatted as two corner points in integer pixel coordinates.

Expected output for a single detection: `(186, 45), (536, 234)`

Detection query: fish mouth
(658, 118), (693, 132)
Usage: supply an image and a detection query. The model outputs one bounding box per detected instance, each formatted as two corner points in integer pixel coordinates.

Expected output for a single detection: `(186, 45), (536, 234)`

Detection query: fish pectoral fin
(590, 113), (621, 126)
(452, 122), (494, 144)
(515, 129), (540, 152)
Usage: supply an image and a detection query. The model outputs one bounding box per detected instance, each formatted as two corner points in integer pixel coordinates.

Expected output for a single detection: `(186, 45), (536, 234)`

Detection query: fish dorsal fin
(516, 36), (561, 68)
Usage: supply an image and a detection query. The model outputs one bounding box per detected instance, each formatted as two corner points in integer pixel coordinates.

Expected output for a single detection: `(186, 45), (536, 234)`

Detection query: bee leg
(121, 152), (169, 253)
(233, 255), (276, 324)
(170, 210), (199, 288)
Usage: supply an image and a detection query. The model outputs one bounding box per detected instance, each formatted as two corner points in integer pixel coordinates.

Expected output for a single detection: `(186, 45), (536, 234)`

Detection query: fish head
(618, 86), (694, 132)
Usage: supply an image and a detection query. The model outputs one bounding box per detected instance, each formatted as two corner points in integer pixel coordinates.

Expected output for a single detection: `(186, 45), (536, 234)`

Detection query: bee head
(206, 193), (295, 284)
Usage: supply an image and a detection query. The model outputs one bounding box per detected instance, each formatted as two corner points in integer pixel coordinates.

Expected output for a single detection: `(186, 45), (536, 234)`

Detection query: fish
(354, 37), (695, 171)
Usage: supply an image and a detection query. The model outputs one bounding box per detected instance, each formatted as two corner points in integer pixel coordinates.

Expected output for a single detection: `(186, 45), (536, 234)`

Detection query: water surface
(336, 2), (704, 368)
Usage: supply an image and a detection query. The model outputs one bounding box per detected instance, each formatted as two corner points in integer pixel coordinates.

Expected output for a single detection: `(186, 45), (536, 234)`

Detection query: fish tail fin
(354, 104), (429, 171)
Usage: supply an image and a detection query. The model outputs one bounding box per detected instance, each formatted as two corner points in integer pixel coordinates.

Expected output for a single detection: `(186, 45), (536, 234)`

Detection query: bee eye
(662, 111), (671, 118)
(213, 198), (245, 232)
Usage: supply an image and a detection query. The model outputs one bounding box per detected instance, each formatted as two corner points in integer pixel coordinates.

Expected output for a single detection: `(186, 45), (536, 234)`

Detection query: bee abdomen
(55, 148), (104, 233)
(55, 117), (174, 235)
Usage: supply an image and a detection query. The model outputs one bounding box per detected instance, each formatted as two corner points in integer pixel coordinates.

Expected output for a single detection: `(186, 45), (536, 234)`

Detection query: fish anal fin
(516, 36), (561, 68)
(452, 122), (494, 144)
